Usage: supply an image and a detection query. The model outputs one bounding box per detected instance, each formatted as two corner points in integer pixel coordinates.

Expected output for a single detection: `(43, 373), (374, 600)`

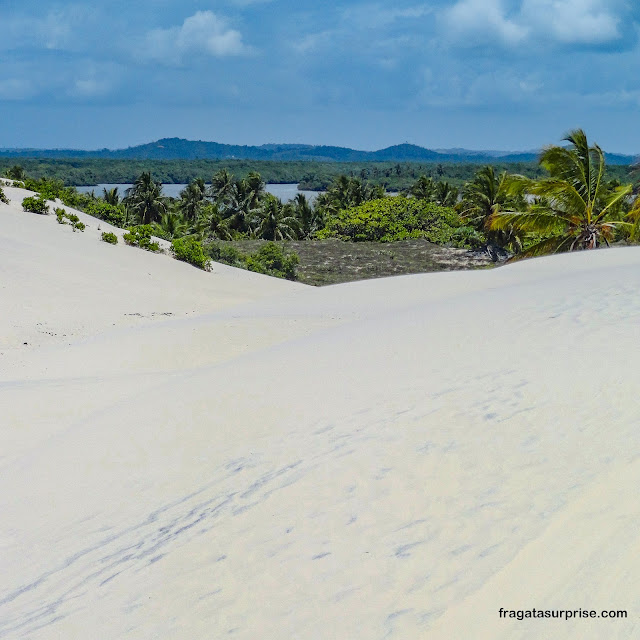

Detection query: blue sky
(2, 0), (640, 152)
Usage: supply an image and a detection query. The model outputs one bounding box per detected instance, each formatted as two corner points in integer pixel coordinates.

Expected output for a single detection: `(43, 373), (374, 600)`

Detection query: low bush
(171, 237), (211, 270)
(207, 243), (245, 268)
(123, 225), (160, 251)
(206, 242), (299, 280)
(22, 196), (49, 215)
(57, 209), (86, 232)
(101, 231), (118, 244)
(0, 187), (8, 204)
(245, 243), (299, 280)
(55, 207), (85, 231)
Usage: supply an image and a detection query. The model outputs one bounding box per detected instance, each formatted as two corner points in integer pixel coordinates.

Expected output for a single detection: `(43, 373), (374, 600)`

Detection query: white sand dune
(1, 189), (639, 639)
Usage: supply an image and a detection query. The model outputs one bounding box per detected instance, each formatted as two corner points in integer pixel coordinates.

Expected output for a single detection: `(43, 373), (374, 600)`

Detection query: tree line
(5, 129), (640, 260)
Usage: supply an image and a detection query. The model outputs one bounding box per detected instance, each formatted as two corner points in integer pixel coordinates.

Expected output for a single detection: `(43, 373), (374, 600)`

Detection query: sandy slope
(1, 189), (640, 639)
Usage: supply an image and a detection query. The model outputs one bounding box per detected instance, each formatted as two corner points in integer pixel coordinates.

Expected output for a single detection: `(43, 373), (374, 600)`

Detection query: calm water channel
(77, 183), (319, 202)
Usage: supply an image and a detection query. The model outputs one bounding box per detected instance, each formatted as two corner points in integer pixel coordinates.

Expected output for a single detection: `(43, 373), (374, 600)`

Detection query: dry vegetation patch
(217, 238), (494, 286)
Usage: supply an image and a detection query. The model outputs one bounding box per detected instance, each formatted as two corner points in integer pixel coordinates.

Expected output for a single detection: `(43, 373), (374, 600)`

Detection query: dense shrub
(22, 196), (49, 215)
(317, 196), (478, 247)
(19, 178), (126, 227)
(206, 243), (246, 268)
(245, 243), (299, 280)
(206, 242), (299, 280)
(0, 187), (8, 204)
(101, 231), (118, 244)
(24, 177), (68, 201)
(82, 199), (126, 227)
(171, 237), (211, 270)
(123, 225), (160, 251)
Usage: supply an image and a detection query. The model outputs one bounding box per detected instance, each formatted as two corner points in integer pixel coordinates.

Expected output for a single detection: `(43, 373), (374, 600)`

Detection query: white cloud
(441, 0), (623, 48)
(441, 0), (528, 46)
(141, 11), (250, 65)
(521, 0), (621, 44)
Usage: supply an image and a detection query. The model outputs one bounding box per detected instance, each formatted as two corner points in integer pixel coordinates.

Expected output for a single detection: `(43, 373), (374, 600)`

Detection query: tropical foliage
(123, 225), (161, 251)
(4, 165), (26, 181)
(458, 165), (525, 252)
(124, 172), (167, 225)
(317, 196), (478, 246)
(489, 130), (633, 257)
(252, 195), (300, 240)
(171, 237), (211, 270)
(207, 242), (299, 280)
(7, 128), (639, 280)
(22, 196), (49, 214)
(244, 243), (299, 280)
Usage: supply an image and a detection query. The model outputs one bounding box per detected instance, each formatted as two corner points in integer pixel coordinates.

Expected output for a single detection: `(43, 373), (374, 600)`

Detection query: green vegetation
(245, 243), (299, 280)
(171, 237), (211, 270)
(123, 225), (161, 252)
(22, 196), (49, 215)
(207, 242), (300, 280)
(0, 187), (8, 204)
(3, 165), (26, 181)
(0, 158), (559, 190)
(458, 166), (526, 252)
(490, 129), (634, 258)
(6, 129), (640, 281)
(317, 197), (480, 246)
(55, 208), (85, 231)
(101, 231), (118, 245)
(124, 172), (167, 225)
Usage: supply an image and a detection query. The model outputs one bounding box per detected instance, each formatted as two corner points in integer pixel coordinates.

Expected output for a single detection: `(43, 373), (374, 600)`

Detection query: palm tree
(209, 169), (235, 204)
(244, 171), (266, 209)
(103, 187), (120, 206)
(179, 178), (206, 222)
(5, 165), (26, 181)
(316, 176), (384, 216)
(293, 193), (323, 238)
(225, 179), (262, 233)
(201, 203), (233, 240)
(252, 195), (300, 240)
(433, 181), (459, 207)
(124, 172), (167, 225)
(153, 211), (188, 239)
(489, 130), (633, 257)
(460, 165), (524, 251)
(409, 175), (435, 200)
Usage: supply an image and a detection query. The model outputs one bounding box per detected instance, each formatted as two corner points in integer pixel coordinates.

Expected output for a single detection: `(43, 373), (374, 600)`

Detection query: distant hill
(0, 138), (636, 165)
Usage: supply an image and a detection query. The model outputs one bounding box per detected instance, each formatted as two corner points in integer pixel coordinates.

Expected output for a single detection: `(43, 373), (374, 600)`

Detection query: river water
(76, 183), (319, 202)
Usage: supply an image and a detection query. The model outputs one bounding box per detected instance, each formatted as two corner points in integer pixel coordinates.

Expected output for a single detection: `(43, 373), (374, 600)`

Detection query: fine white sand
(1, 188), (639, 639)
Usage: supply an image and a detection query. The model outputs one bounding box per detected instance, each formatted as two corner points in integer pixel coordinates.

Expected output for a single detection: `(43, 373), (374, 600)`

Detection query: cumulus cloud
(440, 0), (624, 48)
(521, 0), (621, 45)
(141, 11), (250, 64)
(441, 0), (528, 46)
